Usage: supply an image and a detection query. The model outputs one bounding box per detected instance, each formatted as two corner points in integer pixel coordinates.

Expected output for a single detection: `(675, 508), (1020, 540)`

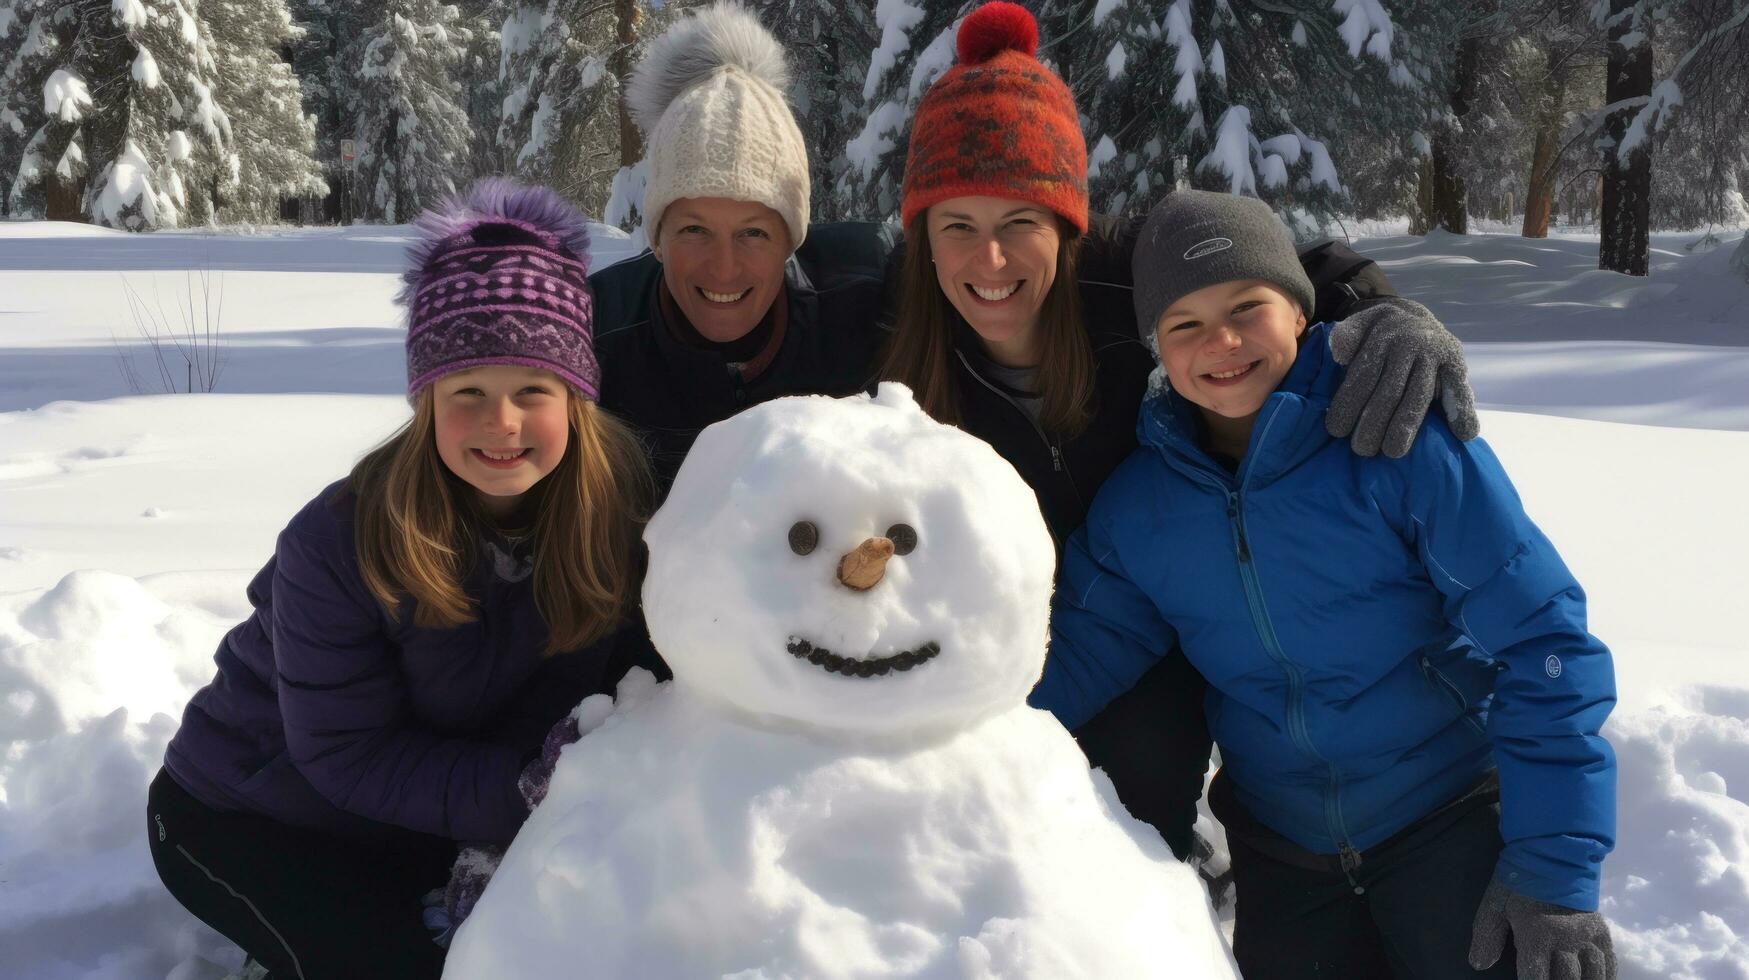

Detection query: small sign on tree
(340, 139), (357, 168)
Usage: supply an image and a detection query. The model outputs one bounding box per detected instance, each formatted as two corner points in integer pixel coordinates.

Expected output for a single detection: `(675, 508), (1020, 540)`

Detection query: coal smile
(785, 637), (942, 678)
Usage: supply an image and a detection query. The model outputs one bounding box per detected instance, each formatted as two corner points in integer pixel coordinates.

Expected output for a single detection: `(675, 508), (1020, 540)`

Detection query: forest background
(1, 0), (1747, 277)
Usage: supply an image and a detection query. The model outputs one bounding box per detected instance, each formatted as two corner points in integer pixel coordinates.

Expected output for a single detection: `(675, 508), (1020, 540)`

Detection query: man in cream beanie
(627, 2), (811, 252)
(588, 1), (895, 494)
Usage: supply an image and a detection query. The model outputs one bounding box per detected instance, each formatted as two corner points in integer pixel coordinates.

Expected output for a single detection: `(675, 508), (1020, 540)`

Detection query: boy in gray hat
(1031, 189), (1619, 980)
(1130, 190), (1320, 464)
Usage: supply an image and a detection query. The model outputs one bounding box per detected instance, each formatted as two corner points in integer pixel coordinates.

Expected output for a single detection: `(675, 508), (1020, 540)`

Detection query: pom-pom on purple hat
(400, 179), (600, 399)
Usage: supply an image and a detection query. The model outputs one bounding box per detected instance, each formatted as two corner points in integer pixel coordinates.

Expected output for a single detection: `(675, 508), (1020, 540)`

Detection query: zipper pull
(1050, 445), (1064, 472)
(1227, 496), (1250, 562)
(1339, 842), (1365, 894)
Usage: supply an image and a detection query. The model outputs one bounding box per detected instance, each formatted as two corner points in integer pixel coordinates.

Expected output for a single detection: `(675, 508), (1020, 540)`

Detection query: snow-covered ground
(1, 220), (1746, 978)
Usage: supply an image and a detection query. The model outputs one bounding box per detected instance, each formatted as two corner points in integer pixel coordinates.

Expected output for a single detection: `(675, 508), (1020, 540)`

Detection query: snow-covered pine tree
(1473, 0), (1609, 237)
(840, 2), (1460, 226)
(93, 0), (232, 229)
(204, 0), (326, 223)
(840, 0), (970, 223)
(1624, 0), (1749, 232)
(497, 0), (620, 205)
(288, 0), (369, 220)
(1, 0), (35, 215)
(353, 0), (473, 222)
(2, 1), (94, 220)
(1067, 0), (1173, 218)
(1597, 0), (1656, 273)
(455, 0), (509, 178)
(757, 0), (878, 222)
(1072, 0), (1462, 225)
(3, 0), (230, 229)
(0, 0), (32, 216)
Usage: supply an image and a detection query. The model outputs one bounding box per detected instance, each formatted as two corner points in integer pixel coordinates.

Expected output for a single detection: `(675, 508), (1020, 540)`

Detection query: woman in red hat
(877, 0), (1479, 891)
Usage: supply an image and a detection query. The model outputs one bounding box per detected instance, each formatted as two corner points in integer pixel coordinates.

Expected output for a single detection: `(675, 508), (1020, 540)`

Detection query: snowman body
(445, 386), (1240, 979)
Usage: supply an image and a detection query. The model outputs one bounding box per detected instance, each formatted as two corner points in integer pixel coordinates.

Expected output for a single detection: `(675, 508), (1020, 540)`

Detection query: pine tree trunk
(1521, 51), (1570, 238)
(613, 0), (643, 169)
(1600, 0), (1653, 275)
(1423, 34), (1482, 234)
(385, 106), (403, 223)
(1410, 159), (1434, 235)
(45, 177), (84, 222)
(328, 13), (347, 224)
(1427, 134), (1467, 233)
(1521, 135), (1559, 238)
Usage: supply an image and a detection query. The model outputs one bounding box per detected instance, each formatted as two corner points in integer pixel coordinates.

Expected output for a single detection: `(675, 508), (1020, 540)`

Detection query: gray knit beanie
(1132, 190), (1315, 350)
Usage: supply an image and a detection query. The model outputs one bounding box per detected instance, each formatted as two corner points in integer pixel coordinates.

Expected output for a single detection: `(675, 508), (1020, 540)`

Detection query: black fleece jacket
(590, 221), (897, 489)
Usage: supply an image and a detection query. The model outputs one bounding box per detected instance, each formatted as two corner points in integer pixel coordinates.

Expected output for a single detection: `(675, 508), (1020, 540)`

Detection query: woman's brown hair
(348, 389), (653, 654)
(877, 212), (1097, 436)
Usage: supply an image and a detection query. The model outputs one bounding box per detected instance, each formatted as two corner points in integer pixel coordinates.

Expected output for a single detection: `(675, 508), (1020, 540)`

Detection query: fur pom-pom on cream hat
(626, 3), (811, 252)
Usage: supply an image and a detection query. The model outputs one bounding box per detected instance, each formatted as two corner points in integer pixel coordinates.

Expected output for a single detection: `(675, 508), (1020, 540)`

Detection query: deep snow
(1, 220), (1747, 979)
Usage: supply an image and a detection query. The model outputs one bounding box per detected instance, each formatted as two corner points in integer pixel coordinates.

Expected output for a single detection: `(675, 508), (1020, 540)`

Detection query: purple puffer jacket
(164, 480), (624, 845)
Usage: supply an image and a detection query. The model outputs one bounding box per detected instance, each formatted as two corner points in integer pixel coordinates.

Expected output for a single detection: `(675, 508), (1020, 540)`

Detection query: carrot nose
(837, 537), (895, 591)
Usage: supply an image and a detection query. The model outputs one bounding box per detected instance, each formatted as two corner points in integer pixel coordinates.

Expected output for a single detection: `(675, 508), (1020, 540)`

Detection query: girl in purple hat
(143, 180), (652, 979)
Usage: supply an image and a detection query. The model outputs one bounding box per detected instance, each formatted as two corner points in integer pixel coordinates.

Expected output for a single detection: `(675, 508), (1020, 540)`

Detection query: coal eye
(788, 521), (818, 556)
(886, 523), (917, 556)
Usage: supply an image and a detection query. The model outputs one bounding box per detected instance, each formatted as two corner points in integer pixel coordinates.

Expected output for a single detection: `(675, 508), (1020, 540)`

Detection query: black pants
(148, 769), (457, 980)
(1218, 775), (1516, 980)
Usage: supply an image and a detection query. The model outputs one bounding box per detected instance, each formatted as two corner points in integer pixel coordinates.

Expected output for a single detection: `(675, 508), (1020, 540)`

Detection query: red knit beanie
(900, 2), (1088, 234)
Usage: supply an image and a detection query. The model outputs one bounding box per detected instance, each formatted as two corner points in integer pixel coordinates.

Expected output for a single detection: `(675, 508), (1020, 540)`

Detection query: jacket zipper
(1190, 402), (1363, 878)
(1421, 655), (1488, 737)
(955, 349), (1083, 504)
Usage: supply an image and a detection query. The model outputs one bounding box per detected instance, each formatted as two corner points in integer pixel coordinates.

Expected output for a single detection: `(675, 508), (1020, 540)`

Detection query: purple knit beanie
(400, 179), (600, 399)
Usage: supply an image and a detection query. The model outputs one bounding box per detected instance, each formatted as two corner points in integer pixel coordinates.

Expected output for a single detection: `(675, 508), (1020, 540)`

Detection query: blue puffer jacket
(1030, 323), (1616, 910)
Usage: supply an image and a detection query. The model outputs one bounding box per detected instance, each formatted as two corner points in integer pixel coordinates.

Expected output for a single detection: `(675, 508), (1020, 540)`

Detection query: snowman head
(641, 384), (1056, 737)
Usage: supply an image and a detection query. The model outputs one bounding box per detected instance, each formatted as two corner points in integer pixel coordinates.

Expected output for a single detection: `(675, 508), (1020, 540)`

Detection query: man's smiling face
(654, 197), (793, 343)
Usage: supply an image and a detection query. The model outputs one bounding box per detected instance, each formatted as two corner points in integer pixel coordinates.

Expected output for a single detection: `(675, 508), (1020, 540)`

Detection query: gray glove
(1326, 297), (1480, 458)
(1469, 879), (1616, 980)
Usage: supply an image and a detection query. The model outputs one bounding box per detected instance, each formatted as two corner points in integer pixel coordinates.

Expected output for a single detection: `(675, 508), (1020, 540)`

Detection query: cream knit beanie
(626, 3), (811, 252)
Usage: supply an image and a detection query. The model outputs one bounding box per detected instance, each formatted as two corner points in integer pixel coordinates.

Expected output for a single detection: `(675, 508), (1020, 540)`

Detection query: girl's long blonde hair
(348, 390), (652, 654)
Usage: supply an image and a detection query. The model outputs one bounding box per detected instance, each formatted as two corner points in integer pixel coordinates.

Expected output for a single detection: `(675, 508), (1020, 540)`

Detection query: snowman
(444, 385), (1240, 979)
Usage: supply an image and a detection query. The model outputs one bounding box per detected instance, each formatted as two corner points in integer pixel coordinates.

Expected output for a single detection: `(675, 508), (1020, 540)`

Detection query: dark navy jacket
(164, 482), (625, 845)
(590, 221), (896, 489)
(1031, 324), (1617, 910)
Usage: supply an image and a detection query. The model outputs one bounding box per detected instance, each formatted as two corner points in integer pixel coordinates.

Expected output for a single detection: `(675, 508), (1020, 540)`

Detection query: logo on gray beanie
(1184, 237), (1234, 260)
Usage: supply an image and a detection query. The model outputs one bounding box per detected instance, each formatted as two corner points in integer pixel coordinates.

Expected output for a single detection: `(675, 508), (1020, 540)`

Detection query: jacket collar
(647, 263), (808, 385)
(654, 279), (790, 382)
(1138, 322), (1342, 489)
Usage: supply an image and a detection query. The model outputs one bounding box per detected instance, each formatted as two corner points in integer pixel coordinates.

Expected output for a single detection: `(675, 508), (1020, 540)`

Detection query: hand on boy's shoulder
(1325, 297), (1481, 458)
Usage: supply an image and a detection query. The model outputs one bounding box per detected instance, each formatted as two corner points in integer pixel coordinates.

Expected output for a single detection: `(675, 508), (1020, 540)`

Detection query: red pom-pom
(956, 1), (1039, 64)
